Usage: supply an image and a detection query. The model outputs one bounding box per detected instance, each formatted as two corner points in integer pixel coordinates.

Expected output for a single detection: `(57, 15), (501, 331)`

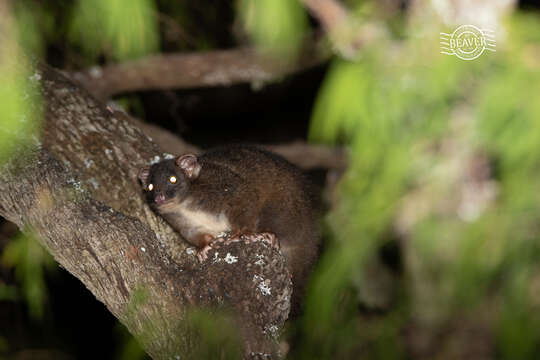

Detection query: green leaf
(237, 0), (308, 58)
(1, 234), (55, 320)
(70, 0), (159, 61)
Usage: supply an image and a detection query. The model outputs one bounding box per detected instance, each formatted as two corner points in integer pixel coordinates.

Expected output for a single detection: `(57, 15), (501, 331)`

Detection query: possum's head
(138, 154), (201, 211)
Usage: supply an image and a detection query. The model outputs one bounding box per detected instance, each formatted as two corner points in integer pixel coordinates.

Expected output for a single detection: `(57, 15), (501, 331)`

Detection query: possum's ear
(138, 167), (151, 186)
(176, 154), (201, 179)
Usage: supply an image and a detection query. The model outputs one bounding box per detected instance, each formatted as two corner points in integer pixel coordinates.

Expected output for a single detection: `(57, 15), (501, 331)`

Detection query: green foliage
(309, 60), (372, 143)
(1, 233), (55, 320)
(179, 308), (242, 360)
(69, 0), (159, 61)
(473, 14), (540, 358)
(0, 336), (8, 357)
(0, 284), (18, 301)
(13, 1), (47, 57)
(0, 64), (41, 163)
(0, 8), (42, 164)
(114, 323), (147, 360)
(305, 10), (540, 359)
(124, 288), (241, 359)
(303, 54), (417, 358)
(237, 0), (308, 57)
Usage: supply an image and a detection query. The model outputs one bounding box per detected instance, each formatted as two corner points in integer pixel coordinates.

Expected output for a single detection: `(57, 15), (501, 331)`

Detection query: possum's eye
(147, 183), (154, 191)
(169, 176), (177, 184)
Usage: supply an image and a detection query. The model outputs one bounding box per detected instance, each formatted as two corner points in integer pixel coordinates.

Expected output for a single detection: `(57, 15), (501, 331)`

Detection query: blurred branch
(158, 12), (197, 48)
(126, 114), (200, 155)
(0, 64), (291, 359)
(72, 37), (330, 100)
(300, 0), (385, 59)
(417, 0), (516, 29)
(265, 142), (347, 170)
(127, 112), (348, 171)
(300, 0), (349, 31)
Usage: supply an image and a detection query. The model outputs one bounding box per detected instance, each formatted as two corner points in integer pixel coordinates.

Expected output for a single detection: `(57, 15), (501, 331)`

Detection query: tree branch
(129, 113), (348, 171)
(300, 0), (385, 59)
(300, 0), (350, 32)
(0, 64), (292, 359)
(265, 142), (348, 171)
(72, 39), (329, 100)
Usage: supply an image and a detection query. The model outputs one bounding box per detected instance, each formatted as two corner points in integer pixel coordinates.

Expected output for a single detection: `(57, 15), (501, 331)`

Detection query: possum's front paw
(196, 244), (213, 262)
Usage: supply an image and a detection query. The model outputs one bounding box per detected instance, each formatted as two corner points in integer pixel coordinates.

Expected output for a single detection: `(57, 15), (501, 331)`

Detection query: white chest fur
(159, 198), (231, 237)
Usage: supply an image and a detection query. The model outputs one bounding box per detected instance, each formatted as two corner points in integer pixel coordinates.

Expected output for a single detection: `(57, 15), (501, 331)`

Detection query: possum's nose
(154, 193), (166, 205)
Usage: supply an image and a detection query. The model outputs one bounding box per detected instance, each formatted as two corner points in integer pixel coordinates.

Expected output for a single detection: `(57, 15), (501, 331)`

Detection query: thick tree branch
(73, 39), (329, 100)
(0, 64), (292, 359)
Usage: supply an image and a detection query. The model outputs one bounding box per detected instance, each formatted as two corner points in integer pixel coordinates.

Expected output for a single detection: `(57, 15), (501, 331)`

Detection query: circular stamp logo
(440, 25), (496, 61)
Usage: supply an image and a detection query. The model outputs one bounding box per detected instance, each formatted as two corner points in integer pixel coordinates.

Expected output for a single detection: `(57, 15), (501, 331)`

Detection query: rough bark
(0, 64), (292, 359)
